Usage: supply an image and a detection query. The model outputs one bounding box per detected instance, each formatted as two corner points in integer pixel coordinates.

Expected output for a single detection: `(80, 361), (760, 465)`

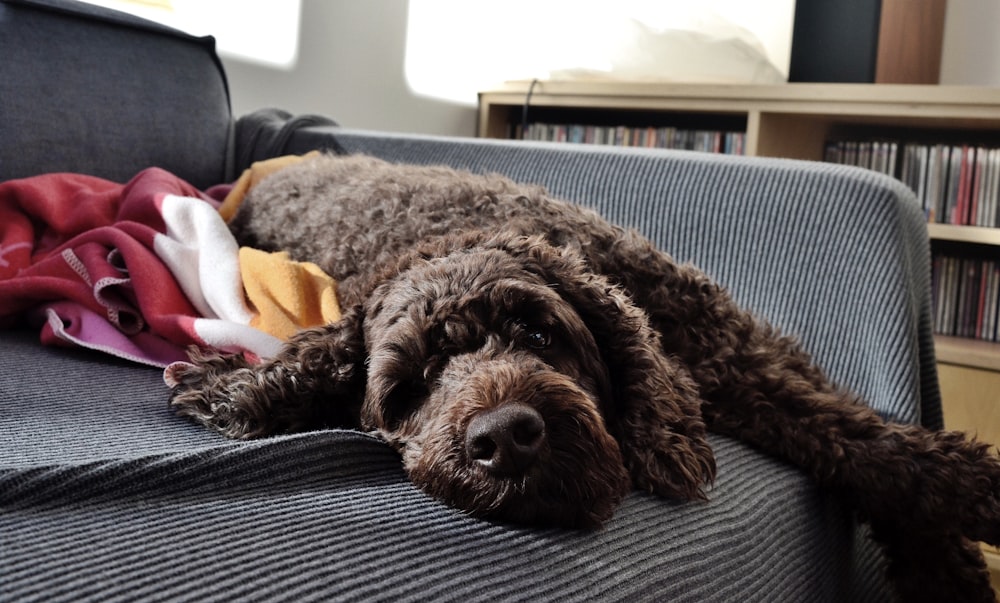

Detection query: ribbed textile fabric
(1, 427), (870, 602)
(0, 320), (883, 601)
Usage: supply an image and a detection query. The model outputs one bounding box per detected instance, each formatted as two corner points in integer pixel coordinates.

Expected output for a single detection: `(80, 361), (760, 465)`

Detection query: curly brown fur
(169, 154), (1000, 600)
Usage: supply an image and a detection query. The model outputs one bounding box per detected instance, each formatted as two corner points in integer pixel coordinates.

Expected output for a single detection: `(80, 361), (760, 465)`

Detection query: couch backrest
(0, 0), (232, 188)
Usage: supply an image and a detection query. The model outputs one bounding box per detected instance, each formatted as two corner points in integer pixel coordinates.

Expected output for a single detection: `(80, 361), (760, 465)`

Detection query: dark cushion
(0, 0), (232, 188)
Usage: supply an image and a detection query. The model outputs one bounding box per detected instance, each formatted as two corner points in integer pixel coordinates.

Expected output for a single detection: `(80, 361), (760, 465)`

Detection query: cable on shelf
(520, 79), (539, 140)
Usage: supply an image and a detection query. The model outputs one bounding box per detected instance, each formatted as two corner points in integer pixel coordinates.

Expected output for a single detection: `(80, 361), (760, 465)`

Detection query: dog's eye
(382, 380), (428, 430)
(522, 327), (551, 350)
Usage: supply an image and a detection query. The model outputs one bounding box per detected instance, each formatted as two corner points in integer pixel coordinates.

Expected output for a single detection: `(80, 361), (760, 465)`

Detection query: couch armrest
(0, 0), (232, 188)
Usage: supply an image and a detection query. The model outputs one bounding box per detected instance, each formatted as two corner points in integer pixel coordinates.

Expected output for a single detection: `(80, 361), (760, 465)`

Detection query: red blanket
(0, 169), (282, 366)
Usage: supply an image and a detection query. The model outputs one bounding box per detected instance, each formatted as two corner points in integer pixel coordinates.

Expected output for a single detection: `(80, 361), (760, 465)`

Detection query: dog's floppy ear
(485, 233), (717, 501)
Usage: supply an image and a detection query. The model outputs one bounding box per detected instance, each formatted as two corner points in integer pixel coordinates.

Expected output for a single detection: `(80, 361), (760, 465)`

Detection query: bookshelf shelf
(478, 80), (1000, 401)
(928, 224), (1000, 246)
(935, 335), (1000, 371)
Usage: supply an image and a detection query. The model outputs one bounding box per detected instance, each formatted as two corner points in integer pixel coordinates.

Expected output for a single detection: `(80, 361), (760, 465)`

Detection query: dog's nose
(465, 403), (546, 476)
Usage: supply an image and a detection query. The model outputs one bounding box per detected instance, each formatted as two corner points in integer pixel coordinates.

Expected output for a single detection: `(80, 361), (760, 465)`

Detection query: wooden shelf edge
(482, 81), (1000, 108)
(936, 335), (1000, 371)
(928, 223), (1000, 245)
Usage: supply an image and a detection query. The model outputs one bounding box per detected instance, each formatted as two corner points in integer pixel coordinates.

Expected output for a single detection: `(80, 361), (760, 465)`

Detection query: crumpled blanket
(0, 157), (339, 367)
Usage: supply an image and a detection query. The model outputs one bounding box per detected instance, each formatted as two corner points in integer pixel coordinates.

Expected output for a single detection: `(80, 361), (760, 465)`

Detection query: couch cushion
(0, 0), (232, 188)
(0, 330), (890, 602)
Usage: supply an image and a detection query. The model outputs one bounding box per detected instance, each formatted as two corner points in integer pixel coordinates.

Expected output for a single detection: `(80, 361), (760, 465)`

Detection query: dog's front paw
(165, 353), (265, 439)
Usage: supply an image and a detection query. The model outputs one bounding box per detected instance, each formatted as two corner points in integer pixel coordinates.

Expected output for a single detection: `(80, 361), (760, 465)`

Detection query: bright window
(80, 0), (302, 69)
(405, 0), (794, 105)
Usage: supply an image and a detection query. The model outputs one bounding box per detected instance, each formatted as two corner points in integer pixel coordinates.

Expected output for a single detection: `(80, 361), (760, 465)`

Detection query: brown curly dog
(168, 154), (1000, 602)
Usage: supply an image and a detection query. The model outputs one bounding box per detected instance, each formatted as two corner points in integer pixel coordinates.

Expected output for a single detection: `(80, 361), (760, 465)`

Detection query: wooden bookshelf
(478, 81), (1000, 157)
(478, 81), (1000, 444)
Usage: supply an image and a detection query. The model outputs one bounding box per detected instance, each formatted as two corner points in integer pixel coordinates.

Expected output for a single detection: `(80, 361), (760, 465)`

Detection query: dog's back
(229, 154), (614, 301)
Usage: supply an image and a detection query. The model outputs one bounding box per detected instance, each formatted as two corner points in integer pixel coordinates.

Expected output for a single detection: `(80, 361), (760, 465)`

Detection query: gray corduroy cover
(1, 331), (885, 603)
(2, 1), (935, 600)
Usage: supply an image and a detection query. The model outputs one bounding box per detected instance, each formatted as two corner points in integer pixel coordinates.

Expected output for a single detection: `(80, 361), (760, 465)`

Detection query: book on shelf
(828, 139), (1000, 345)
(517, 122), (745, 155)
(933, 254), (1000, 343)
(825, 140), (1000, 227)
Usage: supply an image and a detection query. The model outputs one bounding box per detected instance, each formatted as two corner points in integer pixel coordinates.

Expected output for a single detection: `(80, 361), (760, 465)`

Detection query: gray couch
(2, 1), (940, 600)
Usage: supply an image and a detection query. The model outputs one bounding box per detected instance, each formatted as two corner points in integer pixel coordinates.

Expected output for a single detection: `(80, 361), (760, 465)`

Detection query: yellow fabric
(219, 151), (322, 222)
(240, 247), (341, 340)
(219, 151), (340, 339)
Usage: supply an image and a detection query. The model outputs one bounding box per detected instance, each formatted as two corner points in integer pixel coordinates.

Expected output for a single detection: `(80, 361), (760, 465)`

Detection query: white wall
(940, 0), (1000, 86)
(221, 0), (477, 136)
(404, 0), (796, 105)
(222, 0), (1000, 139)
(223, 0), (796, 137)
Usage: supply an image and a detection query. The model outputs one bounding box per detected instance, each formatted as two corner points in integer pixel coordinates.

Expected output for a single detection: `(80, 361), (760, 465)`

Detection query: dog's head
(351, 231), (715, 528)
